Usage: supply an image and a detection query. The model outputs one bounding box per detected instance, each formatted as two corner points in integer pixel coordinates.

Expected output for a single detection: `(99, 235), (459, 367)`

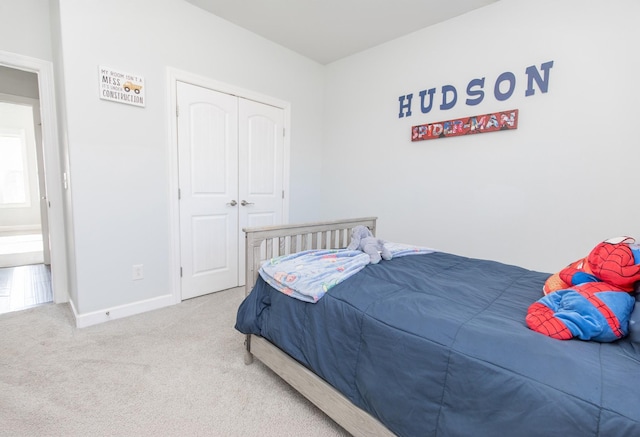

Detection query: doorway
(0, 52), (67, 307)
(167, 69), (291, 303)
(0, 71), (52, 313)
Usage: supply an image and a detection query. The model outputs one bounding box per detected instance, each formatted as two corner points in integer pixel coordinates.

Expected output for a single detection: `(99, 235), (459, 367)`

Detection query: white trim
(0, 50), (69, 304)
(0, 224), (41, 234)
(166, 67), (291, 304)
(70, 293), (175, 328)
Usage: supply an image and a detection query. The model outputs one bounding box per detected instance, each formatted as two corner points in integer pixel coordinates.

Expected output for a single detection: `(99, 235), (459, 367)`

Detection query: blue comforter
(235, 252), (640, 437)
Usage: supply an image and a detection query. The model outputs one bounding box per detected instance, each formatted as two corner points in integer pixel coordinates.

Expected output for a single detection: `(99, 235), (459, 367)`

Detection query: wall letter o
(494, 72), (516, 101)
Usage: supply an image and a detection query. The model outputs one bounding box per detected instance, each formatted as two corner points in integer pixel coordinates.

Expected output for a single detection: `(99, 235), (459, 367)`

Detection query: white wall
(0, 67), (40, 99)
(0, 0), (52, 61)
(5, 0), (637, 322)
(54, 0), (325, 315)
(322, 0), (640, 273)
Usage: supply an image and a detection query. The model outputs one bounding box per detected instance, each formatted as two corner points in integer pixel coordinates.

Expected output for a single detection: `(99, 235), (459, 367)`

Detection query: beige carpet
(0, 287), (349, 436)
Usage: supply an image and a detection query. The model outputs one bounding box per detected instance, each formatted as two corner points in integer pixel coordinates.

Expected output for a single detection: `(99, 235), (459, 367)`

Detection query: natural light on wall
(0, 129), (30, 207)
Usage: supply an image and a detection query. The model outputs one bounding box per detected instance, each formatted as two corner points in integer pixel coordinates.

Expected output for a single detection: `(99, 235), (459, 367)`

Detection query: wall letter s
(466, 78), (485, 106)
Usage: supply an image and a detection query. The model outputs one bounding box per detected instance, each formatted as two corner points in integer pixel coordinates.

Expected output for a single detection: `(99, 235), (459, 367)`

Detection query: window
(0, 129), (30, 207)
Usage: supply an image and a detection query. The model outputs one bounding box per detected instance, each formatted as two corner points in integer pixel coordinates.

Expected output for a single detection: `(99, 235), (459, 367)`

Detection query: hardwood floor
(0, 264), (52, 315)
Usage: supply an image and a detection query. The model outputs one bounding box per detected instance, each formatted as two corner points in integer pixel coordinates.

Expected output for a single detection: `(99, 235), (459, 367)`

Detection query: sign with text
(411, 109), (518, 142)
(99, 66), (145, 107)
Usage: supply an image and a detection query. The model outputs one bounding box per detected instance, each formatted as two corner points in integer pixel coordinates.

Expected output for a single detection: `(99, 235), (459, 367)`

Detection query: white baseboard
(70, 294), (177, 328)
(0, 225), (42, 236)
(0, 252), (44, 268)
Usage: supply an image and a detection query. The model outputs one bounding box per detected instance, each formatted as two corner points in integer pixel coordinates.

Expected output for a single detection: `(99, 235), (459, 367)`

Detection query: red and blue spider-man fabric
(526, 237), (640, 342)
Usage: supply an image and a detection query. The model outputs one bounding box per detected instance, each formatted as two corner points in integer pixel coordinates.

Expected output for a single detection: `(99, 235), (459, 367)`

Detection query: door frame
(0, 50), (68, 304)
(166, 67), (291, 303)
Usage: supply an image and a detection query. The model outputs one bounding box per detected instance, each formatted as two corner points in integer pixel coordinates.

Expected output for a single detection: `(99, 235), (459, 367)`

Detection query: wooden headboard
(242, 217), (377, 296)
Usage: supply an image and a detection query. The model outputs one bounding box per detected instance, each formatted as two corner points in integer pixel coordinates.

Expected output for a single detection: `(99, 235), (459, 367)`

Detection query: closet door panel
(177, 82), (239, 299)
(238, 99), (285, 285)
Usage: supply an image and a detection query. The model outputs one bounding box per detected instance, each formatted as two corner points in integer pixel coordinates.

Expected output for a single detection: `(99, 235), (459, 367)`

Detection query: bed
(235, 217), (640, 437)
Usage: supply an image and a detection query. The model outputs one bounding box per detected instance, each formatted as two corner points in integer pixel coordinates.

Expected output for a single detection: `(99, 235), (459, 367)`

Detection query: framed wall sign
(412, 109), (518, 142)
(99, 66), (145, 107)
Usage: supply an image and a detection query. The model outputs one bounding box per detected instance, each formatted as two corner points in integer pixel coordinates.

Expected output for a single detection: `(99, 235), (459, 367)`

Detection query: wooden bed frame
(242, 217), (395, 437)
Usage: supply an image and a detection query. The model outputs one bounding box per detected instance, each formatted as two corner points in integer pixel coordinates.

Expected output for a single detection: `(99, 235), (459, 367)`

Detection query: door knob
(241, 200), (254, 206)
(227, 200), (237, 206)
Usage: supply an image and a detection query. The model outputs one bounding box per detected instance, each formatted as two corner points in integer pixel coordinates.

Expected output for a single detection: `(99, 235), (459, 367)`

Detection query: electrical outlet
(132, 264), (144, 280)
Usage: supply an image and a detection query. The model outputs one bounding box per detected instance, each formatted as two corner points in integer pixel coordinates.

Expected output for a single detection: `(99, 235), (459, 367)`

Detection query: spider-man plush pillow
(526, 237), (640, 342)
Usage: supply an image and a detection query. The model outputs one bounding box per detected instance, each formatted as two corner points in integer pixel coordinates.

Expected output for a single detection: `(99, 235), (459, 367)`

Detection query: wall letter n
(525, 60), (554, 96)
(398, 93), (413, 118)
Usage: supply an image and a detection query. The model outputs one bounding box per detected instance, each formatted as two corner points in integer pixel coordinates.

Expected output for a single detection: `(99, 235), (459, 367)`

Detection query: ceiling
(185, 0), (499, 65)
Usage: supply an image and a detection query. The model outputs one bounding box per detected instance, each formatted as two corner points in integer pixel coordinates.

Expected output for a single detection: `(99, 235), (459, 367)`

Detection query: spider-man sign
(411, 109), (518, 142)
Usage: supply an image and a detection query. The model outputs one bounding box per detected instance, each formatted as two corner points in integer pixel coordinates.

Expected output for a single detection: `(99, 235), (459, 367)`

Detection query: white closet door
(238, 99), (285, 286)
(177, 82), (239, 299)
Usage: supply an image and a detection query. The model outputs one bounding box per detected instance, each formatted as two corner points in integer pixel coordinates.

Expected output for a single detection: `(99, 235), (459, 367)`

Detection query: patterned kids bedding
(258, 243), (434, 302)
